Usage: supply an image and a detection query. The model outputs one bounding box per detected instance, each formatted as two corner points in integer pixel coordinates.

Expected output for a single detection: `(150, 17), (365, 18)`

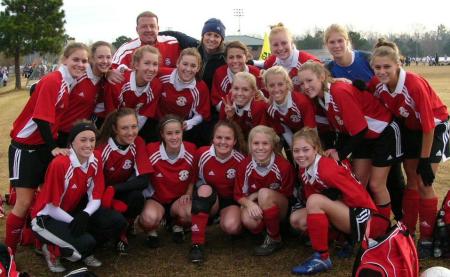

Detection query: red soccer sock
(5, 213), (25, 253)
(419, 197), (438, 240)
(263, 205), (281, 240)
(377, 203), (391, 220)
(307, 213), (329, 260)
(402, 188), (420, 233)
(191, 212), (209, 245)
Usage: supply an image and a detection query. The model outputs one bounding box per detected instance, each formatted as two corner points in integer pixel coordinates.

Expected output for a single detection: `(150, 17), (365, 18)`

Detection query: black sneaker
(172, 225), (185, 244)
(253, 235), (282, 256)
(417, 239), (433, 260)
(146, 235), (160, 248)
(189, 244), (204, 263)
(116, 240), (128, 255)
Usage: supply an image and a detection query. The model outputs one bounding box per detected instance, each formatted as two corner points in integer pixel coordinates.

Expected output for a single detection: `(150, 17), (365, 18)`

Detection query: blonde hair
(298, 61), (332, 92)
(292, 127), (323, 155)
(263, 66), (293, 92)
(323, 24), (352, 50)
(177, 47), (202, 68)
(61, 42), (89, 62)
(371, 38), (401, 65)
(132, 45), (160, 67)
(269, 23), (293, 45)
(248, 125), (281, 155)
(233, 72), (258, 92)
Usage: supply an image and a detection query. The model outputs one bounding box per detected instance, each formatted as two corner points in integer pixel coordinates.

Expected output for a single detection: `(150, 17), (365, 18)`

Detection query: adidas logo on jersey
(436, 150), (442, 156)
(71, 184), (78, 189)
(78, 91), (85, 97)
(191, 224), (199, 232)
(208, 171), (215, 176)
(420, 220), (431, 228)
(156, 173), (163, 177)
(387, 155), (393, 160)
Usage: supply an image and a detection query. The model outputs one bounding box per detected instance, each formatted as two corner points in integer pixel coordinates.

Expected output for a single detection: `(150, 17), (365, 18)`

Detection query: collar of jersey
(159, 142), (185, 163)
(305, 154), (321, 183)
(234, 100), (252, 116)
(170, 69), (196, 91)
(209, 145), (234, 164)
(58, 65), (76, 91)
(130, 71), (150, 96)
(385, 68), (406, 95)
(226, 65), (249, 85)
(69, 148), (95, 168)
(275, 47), (300, 69)
(273, 91), (293, 112)
(85, 64), (101, 85)
(107, 137), (132, 154)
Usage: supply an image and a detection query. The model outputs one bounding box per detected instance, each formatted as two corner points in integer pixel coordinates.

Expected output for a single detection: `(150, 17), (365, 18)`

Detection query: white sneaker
(83, 255), (102, 267)
(42, 244), (66, 273)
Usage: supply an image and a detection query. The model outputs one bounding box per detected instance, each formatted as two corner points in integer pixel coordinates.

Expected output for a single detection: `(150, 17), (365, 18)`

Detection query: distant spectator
(435, 53), (439, 66)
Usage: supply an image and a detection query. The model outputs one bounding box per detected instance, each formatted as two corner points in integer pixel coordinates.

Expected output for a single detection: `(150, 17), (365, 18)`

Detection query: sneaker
(189, 244), (204, 263)
(253, 235), (283, 256)
(42, 244), (66, 273)
(291, 252), (332, 275)
(83, 255), (102, 267)
(146, 234), (160, 248)
(116, 240), (129, 255)
(417, 239), (433, 260)
(172, 225), (185, 244)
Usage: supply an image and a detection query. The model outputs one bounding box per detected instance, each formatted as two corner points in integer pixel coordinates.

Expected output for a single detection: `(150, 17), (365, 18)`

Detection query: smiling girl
(139, 115), (197, 247)
(234, 125), (294, 256)
(6, 43), (89, 254)
(219, 72), (268, 139)
(369, 39), (449, 258)
(157, 48), (210, 145)
(255, 23), (320, 92)
(289, 128), (376, 275)
(189, 120), (246, 263)
(104, 45), (161, 134)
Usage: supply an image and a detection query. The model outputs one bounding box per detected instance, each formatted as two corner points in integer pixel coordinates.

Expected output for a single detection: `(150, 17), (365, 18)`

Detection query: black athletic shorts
(350, 207), (371, 242)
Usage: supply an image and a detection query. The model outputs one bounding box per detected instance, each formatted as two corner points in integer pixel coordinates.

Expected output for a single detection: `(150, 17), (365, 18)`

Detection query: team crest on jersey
(226, 168), (236, 179)
(135, 103), (144, 112)
(122, 159), (132, 170)
(176, 96), (187, 107)
(269, 183), (281, 190)
(335, 115), (344, 126)
(290, 114), (301, 123)
(291, 76), (300, 86)
(179, 170), (189, 181)
(165, 58), (171, 66)
(399, 107), (409, 118)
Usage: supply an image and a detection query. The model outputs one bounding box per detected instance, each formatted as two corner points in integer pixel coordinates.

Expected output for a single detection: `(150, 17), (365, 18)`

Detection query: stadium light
(233, 8), (244, 35)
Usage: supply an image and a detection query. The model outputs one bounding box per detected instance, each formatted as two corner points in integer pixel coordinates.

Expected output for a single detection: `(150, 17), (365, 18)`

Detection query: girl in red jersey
(157, 48), (210, 146)
(369, 39), (449, 258)
(96, 108), (153, 253)
(234, 125), (294, 256)
(298, 61), (402, 236)
(289, 128), (376, 275)
(31, 121), (126, 273)
(57, 41), (113, 146)
(211, 41), (266, 112)
(104, 45), (161, 142)
(139, 115), (197, 247)
(188, 120), (246, 263)
(6, 43), (89, 254)
(219, 72), (268, 139)
(263, 66), (316, 149)
(254, 23), (320, 92)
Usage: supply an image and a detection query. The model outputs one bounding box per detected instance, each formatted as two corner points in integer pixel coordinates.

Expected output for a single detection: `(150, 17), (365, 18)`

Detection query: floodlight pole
(233, 8), (244, 35)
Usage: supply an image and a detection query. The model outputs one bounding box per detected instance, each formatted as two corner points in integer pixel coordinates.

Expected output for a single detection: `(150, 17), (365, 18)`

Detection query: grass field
(0, 66), (449, 276)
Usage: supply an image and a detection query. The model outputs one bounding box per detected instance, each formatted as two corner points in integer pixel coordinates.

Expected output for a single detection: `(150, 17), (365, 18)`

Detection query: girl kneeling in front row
(290, 128), (377, 275)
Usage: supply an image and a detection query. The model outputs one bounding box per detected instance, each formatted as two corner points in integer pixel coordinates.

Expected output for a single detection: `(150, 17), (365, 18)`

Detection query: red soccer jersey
(263, 50), (320, 91)
(320, 82), (393, 139)
(266, 91), (317, 135)
(210, 64), (266, 108)
(300, 155), (376, 211)
(234, 154), (294, 201)
(59, 67), (102, 133)
(148, 141), (197, 204)
(111, 36), (181, 69)
(10, 67), (74, 145)
(219, 99), (268, 138)
(97, 136), (153, 186)
(157, 68), (211, 121)
(369, 69), (448, 132)
(104, 71), (161, 118)
(32, 150), (104, 218)
(196, 145), (246, 198)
